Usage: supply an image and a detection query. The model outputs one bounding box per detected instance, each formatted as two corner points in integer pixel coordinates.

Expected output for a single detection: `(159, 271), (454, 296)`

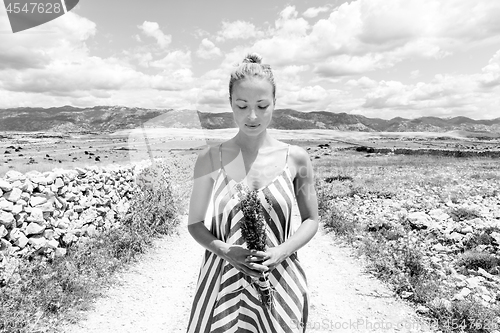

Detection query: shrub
(430, 297), (500, 333)
(448, 207), (482, 222)
(322, 205), (359, 237)
(456, 250), (500, 272)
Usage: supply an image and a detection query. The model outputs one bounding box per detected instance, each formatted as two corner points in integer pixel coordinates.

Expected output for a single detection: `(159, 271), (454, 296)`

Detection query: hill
(0, 106), (499, 135)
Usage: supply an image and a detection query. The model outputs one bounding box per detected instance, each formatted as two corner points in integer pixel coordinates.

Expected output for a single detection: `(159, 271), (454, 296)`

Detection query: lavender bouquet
(235, 183), (275, 310)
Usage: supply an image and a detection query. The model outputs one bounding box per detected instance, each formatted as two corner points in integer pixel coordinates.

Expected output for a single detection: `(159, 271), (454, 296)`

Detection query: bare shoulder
(193, 144), (220, 181)
(287, 144), (312, 180)
(288, 144), (311, 167)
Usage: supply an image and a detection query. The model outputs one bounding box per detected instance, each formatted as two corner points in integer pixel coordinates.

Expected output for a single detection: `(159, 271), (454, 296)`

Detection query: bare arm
(187, 146), (267, 278)
(250, 145), (319, 270)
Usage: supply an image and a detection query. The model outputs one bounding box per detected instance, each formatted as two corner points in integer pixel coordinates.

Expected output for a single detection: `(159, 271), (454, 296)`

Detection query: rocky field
(313, 149), (500, 331)
(1, 129), (500, 332)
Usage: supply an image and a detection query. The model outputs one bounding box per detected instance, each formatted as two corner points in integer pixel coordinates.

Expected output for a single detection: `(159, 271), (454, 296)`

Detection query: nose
(248, 107), (257, 120)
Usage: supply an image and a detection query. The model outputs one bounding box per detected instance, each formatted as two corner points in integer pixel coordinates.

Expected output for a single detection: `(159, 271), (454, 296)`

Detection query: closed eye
(258, 105), (269, 109)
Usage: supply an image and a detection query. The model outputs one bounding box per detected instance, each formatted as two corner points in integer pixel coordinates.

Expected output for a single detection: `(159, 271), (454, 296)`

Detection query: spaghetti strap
(218, 143), (223, 170)
(219, 143), (231, 192)
(208, 145), (215, 174)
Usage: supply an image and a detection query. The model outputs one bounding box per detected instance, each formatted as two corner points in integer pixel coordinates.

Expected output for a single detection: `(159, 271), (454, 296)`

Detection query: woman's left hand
(245, 246), (288, 272)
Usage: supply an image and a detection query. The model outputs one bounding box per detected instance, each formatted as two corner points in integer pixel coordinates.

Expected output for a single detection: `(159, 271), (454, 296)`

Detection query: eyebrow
(236, 99), (269, 102)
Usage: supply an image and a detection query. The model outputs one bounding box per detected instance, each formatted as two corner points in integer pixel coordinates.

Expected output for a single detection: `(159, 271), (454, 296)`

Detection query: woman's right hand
(220, 245), (269, 279)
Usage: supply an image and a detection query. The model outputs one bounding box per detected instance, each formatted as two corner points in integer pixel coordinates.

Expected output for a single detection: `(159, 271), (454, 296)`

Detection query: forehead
(232, 77), (274, 100)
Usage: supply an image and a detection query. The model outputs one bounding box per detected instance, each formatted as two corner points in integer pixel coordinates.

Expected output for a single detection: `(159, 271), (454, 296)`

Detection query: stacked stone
(0, 165), (137, 259)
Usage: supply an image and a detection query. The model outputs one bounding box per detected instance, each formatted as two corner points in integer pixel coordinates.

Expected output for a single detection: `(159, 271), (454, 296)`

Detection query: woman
(186, 53), (318, 333)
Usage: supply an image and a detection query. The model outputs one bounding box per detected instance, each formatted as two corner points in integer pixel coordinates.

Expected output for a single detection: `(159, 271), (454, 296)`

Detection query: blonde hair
(229, 53), (276, 103)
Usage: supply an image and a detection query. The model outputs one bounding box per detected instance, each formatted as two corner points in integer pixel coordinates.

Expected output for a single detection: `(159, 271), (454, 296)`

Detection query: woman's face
(230, 77), (275, 136)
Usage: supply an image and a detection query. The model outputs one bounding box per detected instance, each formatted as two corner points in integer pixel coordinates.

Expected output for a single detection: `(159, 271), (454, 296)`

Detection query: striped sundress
(187, 143), (309, 333)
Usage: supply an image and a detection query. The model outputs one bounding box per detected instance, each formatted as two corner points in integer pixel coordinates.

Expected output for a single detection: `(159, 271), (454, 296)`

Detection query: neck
(233, 129), (272, 153)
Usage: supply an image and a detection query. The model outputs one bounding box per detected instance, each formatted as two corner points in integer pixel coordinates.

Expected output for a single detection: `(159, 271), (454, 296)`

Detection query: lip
(245, 124), (260, 128)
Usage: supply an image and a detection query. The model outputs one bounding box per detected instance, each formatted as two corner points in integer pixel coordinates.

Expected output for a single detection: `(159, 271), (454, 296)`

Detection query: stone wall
(0, 164), (140, 259)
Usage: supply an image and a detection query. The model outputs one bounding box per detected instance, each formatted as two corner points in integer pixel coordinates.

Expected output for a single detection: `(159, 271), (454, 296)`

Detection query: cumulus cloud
(250, 0), (500, 77)
(303, 6), (330, 19)
(297, 85), (327, 102)
(216, 20), (260, 42)
(346, 76), (378, 90)
(196, 39), (222, 59)
(137, 21), (172, 49)
(479, 49), (500, 88)
(353, 71), (500, 119)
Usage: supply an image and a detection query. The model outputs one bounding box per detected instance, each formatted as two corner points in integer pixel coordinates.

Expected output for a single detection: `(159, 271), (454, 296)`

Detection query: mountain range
(0, 106), (499, 135)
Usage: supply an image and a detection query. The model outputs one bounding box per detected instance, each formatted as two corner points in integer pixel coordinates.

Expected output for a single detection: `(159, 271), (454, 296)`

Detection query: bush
(322, 204), (359, 237)
(456, 250), (500, 272)
(430, 297), (500, 333)
(448, 207), (482, 222)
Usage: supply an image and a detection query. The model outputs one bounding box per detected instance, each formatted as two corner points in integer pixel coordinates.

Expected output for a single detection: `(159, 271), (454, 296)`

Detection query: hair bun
(242, 53), (262, 64)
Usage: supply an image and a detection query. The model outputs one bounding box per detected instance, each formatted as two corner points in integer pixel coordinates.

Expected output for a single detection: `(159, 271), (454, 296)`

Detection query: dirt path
(60, 204), (435, 333)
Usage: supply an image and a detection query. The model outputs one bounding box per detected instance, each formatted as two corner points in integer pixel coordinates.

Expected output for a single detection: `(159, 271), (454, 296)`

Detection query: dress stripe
(187, 143), (309, 333)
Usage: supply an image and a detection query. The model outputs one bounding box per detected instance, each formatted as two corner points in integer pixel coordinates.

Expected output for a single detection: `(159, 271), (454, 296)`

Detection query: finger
(245, 255), (266, 263)
(245, 262), (269, 273)
(261, 259), (276, 269)
(240, 266), (263, 278)
(249, 250), (267, 258)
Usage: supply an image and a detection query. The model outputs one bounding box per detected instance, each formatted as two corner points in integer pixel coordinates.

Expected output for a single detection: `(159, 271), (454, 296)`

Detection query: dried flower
(234, 183), (275, 310)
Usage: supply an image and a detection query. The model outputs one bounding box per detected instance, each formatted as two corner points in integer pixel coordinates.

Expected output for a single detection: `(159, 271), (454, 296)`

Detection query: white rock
(4, 187), (22, 202)
(461, 225), (474, 234)
(408, 211), (434, 229)
(466, 276), (482, 289)
(453, 287), (471, 300)
(28, 208), (45, 223)
(46, 239), (59, 249)
(28, 235), (47, 249)
(429, 208), (450, 221)
(11, 204), (23, 215)
(5, 170), (25, 181)
(434, 243), (450, 253)
(490, 232), (500, 245)
(0, 179), (12, 192)
(31, 196), (49, 207)
(0, 198), (13, 211)
(54, 177), (65, 188)
(25, 222), (46, 235)
(55, 248), (67, 257)
(30, 176), (47, 185)
(44, 172), (57, 184)
(14, 233), (29, 248)
(0, 225), (7, 238)
(21, 179), (33, 193)
(0, 211), (15, 228)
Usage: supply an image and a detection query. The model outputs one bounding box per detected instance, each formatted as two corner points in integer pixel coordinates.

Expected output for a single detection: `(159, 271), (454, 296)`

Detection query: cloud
(297, 85), (327, 102)
(346, 76), (378, 90)
(303, 6), (330, 19)
(196, 39), (222, 59)
(137, 21), (172, 49)
(249, 0), (500, 77)
(352, 70), (500, 119)
(479, 49), (500, 88)
(148, 50), (191, 70)
(216, 20), (260, 42)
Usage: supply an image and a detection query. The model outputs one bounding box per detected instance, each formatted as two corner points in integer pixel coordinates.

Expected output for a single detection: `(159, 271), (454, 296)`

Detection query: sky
(0, 0), (500, 120)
